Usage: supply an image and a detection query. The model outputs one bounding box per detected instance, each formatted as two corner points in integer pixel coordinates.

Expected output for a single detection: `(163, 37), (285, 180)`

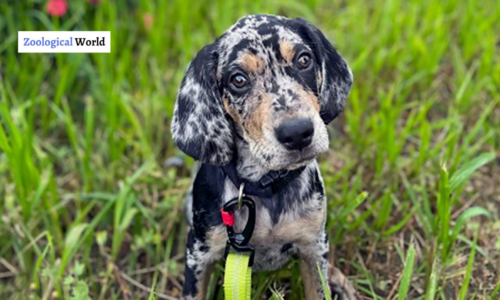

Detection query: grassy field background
(1, 0), (499, 299)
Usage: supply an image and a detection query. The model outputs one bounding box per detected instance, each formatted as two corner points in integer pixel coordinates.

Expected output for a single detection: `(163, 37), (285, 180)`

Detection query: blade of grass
(397, 242), (416, 300)
(425, 257), (439, 300)
(317, 263), (331, 300)
(458, 229), (478, 300)
(450, 152), (495, 190)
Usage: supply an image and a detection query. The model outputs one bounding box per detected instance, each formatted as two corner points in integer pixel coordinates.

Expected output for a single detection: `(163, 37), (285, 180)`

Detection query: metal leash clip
(220, 184), (256, 266)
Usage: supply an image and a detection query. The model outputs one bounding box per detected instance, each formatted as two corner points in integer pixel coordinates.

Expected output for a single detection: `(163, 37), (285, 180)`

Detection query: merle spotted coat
(171, 14), (356, 300)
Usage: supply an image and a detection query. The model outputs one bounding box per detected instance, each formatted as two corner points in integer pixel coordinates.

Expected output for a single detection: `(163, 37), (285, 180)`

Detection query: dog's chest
(254, 201), (325, 270)
(251, 197), (325, 243)
(227, 194), (325, 271)
(204, 164), (327, 271)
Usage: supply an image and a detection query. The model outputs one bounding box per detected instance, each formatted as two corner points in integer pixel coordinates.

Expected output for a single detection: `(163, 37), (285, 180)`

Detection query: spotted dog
(171, 14), (356, 299)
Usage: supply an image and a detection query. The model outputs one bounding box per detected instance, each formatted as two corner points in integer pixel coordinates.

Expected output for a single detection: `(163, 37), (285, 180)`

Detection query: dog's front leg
(300, 232), (357, 300)
(182, 230), (214, 300)
(299, 246), (330, 300)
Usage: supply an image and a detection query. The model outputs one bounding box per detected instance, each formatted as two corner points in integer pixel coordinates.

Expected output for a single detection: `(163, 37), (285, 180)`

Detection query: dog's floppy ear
(291, 18), (353, 124)
(171, 42), (234, 165)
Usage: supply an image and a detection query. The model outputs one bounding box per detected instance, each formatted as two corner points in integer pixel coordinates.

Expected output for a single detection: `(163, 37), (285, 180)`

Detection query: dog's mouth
(273, 149), (319, 170)
(294, 152), (316, 164)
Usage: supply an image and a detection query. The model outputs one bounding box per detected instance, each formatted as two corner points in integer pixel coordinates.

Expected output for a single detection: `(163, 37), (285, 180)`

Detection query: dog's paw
(329, 267), (357, 300)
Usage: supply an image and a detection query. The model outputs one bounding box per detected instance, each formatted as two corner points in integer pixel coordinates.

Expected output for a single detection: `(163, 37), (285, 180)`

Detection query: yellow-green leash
(224, 252), (252, 299)
(220, 184), (256, 300)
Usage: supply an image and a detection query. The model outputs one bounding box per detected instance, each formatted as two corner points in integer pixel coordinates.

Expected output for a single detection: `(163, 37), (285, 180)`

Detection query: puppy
(171, 14), (355, 299)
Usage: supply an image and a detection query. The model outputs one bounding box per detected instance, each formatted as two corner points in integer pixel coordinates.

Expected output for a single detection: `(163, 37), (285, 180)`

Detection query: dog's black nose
(275, 118), (314, 151)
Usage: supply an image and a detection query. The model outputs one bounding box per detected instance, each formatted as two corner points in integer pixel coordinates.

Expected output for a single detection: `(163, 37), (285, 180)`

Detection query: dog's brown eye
(297, 53), (312, 69)
(231, 74), (248, 89)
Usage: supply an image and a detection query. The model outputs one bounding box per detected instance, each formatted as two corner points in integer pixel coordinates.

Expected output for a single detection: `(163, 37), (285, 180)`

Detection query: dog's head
(171, 15), (352, 170)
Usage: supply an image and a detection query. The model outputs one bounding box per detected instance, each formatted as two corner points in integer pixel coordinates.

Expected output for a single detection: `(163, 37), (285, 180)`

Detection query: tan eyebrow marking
(239, 53), (264, 73)
(279, 40), (296, 63)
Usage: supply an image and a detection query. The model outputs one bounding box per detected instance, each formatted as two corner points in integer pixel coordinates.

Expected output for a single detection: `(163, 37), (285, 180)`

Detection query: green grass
(1, 0), (499, 299)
